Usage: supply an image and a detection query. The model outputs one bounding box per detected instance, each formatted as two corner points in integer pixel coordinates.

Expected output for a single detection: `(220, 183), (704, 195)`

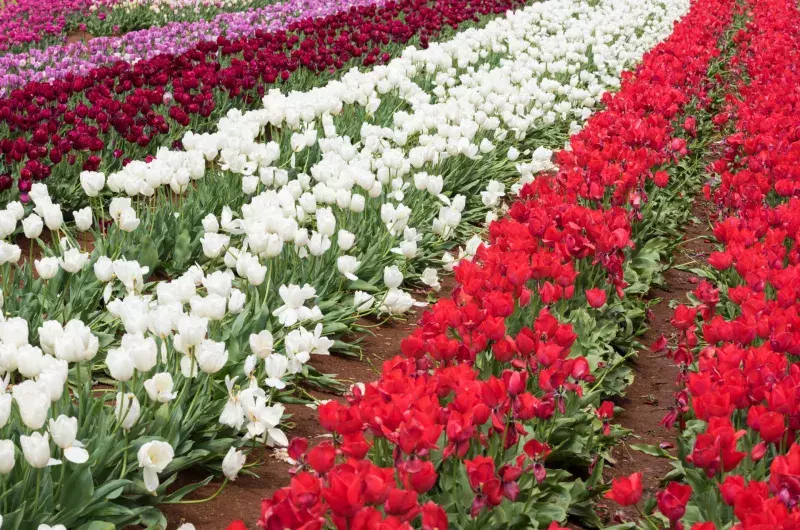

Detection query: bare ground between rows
(161, 277), (456, 530)
(599, 198), (716, 525)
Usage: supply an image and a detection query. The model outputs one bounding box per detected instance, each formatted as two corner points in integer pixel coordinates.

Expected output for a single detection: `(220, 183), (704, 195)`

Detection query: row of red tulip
(221, 0), (740, 526)
(603, 0), (800, 528)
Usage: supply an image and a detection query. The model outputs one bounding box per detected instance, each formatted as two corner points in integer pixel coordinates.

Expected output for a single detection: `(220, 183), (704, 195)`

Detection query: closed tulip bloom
(605, 472), (643, 506)
(0, 439), (15, 474)
(196, 339), (228, 374)
(22, 214), (43, 239)
(115, 392), (141, 431)
(80, 171), (105, 197)
(249, 330), (274, 359)
(16, 344), (43, 378)
(94, 256), (115, 282)
(35, 257), (60, 280)
(0, 392), (11, 429)
(383, 265), (403, 289)
(337, 230), (355, 251)
(106, 346), (135, 382)
(13, 380), (50, 430)
(74, 207), (93, 231)
(49, 415), (89, 464)
(21, 432), (61, 469)
(123, 333), (158, 372)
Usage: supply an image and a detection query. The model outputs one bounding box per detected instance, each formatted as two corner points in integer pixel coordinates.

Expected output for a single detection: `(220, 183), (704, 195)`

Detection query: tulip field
(0, 0), (799, 526)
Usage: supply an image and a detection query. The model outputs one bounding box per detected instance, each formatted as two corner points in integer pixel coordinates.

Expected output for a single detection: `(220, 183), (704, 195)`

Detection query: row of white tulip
(0, 0), (689, 526)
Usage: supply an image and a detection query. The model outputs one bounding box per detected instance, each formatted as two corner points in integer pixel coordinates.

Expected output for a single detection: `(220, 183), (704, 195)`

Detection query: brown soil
(600, 199), (716, 525)
(65, 31), (93, 44)
(162, 278), (455, 530)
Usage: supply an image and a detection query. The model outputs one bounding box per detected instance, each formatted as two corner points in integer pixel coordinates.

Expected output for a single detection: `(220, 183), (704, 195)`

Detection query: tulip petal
(65, 446), (90, 464)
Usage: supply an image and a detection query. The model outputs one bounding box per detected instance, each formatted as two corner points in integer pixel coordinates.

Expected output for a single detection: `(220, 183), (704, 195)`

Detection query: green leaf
(163, 475), (214, 503)
(529, 503), (567, 526)
(75, 522), (116, 530)
(172, 229), (192, 269)
(60, 467), (95, 512)
(629, 444), (676, 459)
(137, 235), (160, 277)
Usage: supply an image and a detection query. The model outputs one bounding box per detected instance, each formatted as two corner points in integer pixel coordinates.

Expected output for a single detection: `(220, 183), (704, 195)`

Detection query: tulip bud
(21, 432), (59, 469)
(0, 439), (15, 474)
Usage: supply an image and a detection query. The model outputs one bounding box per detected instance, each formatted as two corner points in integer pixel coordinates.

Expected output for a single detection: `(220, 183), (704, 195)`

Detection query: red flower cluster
(237, 0), (736, 527)
(649, 0), (800, 528)
(0, 0), (526, 200)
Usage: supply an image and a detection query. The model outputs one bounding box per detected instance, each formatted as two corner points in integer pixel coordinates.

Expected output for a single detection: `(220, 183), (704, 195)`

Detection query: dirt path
(599, 200), (715, 524)
(163, 278), (455, 529)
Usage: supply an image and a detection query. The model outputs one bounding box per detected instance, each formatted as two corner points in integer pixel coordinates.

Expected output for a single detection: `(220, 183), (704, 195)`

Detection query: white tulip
(202, 270), (232, 298)
(337, 255), (361, 281)
(6, 201), (23, 221)
(0, 317), (28, 347)
(118, 208), (141, 232)
(106, 346), (135, 382)
(94, 256), (115, 282)
(16, 344), (43, 379)
(222, 447), (246, 481)
(201, 233), (230, 259)
(249, 330), (274, 359)
(144, 373), (177, 403)
(20, 432), (61, 469)
(34, 256), (59, 280)
(114, 392), (141, 430)
(49, 415), (89, 464)
(73, 207), (93, 231)
(41, 203), (64, 231)
(228, 288), (246, 314)
(13, 380), (50, 430)
(137, 441), (174, 492)
(58, 248), (88, 273)
(0, 393), (10, 429)
(195, 339), (228, 374)
(122, 333), (158, 372)
(0, 241), (21, 264)
(353, 291), (375, 311)
(202, 213), (219, 233)
(0, 439), (15, 474)
(176, 315), (208, 347)
(80, 171), (105, 197)
(22, 214), (43, 239)
(113, 259), (148, 293)
(264, 354), (288, 389)
(421, 268), (441, 291)
(189, 294), (227, 321)
(337, 230), (355, 251)
(383, 265), (403, 289)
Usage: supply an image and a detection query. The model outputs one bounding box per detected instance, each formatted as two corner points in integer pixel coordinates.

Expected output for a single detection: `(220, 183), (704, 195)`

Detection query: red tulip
(604, 472), (643, 506)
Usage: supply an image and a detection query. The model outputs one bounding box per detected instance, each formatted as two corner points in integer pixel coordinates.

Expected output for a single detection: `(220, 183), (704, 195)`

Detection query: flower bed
(0, 0), (93, 54)
(0, 0), (534, 205)
(0, 0), (380, 92)
(214, 0), (741, 526)
(0, 0), (690, 527)
(601, 0), (800, 527)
